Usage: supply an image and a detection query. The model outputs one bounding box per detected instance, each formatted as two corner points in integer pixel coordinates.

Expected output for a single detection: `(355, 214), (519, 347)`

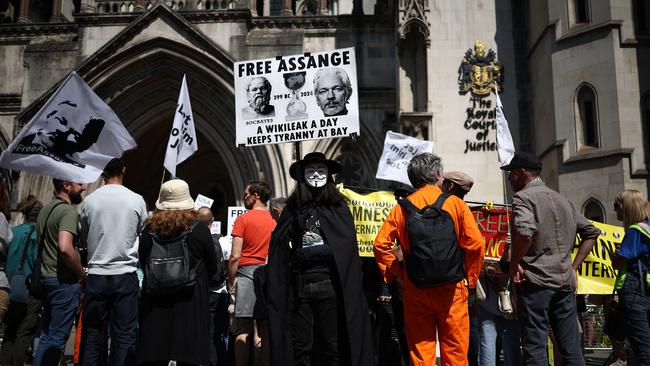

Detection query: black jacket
(267, 201), (373, 366)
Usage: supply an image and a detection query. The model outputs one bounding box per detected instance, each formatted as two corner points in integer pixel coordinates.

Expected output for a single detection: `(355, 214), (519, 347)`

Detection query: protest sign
(211, 221), (221, 235)
(470, 206), (624, 295)
(194, 194), (214, 210)
(0, 71), (136, 183)
(339, 186), (396, 257)
(227, 206), (247, 236)
(234, 48), (359, 146)
(375, 131), (433, 186)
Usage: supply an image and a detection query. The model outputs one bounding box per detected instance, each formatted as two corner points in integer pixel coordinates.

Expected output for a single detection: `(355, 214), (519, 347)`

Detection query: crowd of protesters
(0, 150), (646, 366)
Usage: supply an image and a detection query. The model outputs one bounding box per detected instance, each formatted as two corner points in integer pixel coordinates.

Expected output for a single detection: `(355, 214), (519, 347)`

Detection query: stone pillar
(80, 0), (97, 14)
(16, 0), (30, 23)
(319, 0), (327, 15)
(50, 0), (63, 21)
(135, 0), (146, 11)
(281, 0), (292, 15)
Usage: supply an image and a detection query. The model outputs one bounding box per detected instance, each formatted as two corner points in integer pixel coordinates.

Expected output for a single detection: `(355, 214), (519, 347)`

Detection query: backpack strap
(397, 198), (420, 214)
(432, 192), (450, 210)
(36, 201), (65, 257)
(18, 224), (37, 271)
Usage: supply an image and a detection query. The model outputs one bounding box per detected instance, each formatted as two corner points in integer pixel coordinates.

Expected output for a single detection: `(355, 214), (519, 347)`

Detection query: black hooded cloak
(267, 201), (374, 366)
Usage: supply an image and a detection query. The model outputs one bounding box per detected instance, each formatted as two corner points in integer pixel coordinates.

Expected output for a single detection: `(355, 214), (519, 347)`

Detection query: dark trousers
(468, 301), (480, 366)
(619, 270), (650, 365)
(1, 296), (42, 366)
(208, 292), (230, 366)
(292, 275), (340, 366)
(79, 272), (139, 366)
(517, 282), (583, 366)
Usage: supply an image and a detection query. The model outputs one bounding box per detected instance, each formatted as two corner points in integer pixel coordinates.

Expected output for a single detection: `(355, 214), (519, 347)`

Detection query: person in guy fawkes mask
(266, 152), (373, 366)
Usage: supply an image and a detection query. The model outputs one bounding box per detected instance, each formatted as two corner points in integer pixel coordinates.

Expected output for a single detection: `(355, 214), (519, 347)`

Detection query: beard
(249, 94), (270, 113)
(69, 190), (84, 205)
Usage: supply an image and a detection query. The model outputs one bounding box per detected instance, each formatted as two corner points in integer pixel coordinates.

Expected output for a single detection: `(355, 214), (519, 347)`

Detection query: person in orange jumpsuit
(374, 153), (485, 366)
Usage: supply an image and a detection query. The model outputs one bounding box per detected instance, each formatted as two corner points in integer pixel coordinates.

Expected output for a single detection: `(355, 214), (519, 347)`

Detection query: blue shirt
(619, 227), (650, 261)
(5, 223), (38, 279)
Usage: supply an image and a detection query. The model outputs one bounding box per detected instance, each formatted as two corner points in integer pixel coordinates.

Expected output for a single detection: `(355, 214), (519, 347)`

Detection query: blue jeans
(619, 270), (650, 365)
(80, 273), (139, 366)
(33, 277), (81, 366)
(479, 310), (521, 366)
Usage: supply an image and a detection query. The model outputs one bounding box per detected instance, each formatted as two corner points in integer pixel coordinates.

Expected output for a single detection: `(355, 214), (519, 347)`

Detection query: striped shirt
(512, 180), (600, 291)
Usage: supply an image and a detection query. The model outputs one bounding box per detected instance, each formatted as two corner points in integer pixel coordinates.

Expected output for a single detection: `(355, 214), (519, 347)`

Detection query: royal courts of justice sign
(234, 48), (360, 146)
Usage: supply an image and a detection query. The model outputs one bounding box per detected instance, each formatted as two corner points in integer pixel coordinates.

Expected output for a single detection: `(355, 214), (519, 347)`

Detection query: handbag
(29, 202), (63, 300)
(8, 225), (36, 303)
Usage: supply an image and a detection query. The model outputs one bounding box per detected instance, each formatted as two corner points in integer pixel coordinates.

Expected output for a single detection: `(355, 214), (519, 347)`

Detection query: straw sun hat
(155, 179), (195, 211)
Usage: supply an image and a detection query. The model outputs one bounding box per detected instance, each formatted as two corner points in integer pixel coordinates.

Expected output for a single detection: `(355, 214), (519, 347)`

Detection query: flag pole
(160, 168), (166, 188)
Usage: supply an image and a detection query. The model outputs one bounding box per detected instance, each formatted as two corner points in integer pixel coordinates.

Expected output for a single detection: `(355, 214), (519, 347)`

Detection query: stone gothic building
(0, 0), (648, 225)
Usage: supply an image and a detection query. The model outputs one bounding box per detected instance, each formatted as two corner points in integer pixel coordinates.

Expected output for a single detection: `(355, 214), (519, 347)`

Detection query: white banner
(234, 48), (359, 146)
(0, 72), (136, 183)
(375, 131), (434, 187)
(164, 75), (198, 176)
(211, 221), (221, 235)
(495, 92), (515, 166)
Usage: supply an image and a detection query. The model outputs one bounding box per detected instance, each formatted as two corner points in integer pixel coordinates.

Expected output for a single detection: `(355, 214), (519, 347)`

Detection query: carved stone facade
(0, 0), (648, 226)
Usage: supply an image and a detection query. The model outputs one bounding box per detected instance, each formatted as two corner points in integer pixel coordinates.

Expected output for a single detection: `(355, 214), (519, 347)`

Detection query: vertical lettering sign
(234, 48), (360, 146)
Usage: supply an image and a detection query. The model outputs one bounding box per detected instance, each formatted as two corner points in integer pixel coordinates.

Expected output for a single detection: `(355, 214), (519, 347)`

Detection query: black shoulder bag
(29, 202), (63, 299)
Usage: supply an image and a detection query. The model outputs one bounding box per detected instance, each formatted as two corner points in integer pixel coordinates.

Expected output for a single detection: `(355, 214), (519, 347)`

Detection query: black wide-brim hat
(289, 152), (341, 180)
(500, 151), (542, 171)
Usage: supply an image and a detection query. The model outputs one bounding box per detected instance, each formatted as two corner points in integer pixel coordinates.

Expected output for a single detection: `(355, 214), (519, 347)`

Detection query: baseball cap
(500, 152), (542, 171)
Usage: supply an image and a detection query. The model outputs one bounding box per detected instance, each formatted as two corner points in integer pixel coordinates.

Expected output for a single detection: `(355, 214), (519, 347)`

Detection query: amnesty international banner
(470, 206), (624, 295)
(234, 48), (359, 146)
(339, 186), (396, 257)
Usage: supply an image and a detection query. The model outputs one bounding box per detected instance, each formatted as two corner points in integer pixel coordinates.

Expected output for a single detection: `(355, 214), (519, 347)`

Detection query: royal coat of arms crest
(458, 40), (504, 96)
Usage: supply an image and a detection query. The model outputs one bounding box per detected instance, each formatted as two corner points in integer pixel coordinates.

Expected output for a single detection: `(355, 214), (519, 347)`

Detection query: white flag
(0, 72), (136, 183)
(164, 75), (198, 176)
(496, 92), (515, 166)
(375, 131), (434, 187)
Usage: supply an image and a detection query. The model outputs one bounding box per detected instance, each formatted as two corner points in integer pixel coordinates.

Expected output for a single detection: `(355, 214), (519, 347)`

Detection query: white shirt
(81, 184), (148, 275)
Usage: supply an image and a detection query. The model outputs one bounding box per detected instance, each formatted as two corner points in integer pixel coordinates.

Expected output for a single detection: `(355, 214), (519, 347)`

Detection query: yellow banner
(574, 221), (624, 295)
(339, 186), (396, 257)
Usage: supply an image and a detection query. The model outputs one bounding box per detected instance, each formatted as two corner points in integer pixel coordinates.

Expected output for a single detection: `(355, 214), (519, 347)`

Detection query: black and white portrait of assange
(313, 67), (353, 117)
(242, 76), (276, 120)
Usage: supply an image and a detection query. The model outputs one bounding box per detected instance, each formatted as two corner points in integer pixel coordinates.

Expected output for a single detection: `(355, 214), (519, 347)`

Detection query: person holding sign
(313, 68), (352, 117)
(266, 152), (373, 366)
(242, 77), (275, 120)
(612, 190), (650, 365)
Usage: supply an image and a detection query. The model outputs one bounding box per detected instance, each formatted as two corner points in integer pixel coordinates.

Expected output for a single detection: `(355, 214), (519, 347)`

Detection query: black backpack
(209, 233), (227, 288)
(145, 222), (200, 295)
(398, 192), (465, 288)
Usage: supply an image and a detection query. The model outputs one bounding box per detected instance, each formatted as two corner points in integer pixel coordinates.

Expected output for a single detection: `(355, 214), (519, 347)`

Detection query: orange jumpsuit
(374, 185), (484, 366)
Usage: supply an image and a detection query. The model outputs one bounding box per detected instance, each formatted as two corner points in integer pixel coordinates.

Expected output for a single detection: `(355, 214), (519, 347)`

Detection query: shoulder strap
(397, 198), (420, 214)
(36, 201), (65, 257)
(18, 224), (37, 270)
(432, 192), (450, 210)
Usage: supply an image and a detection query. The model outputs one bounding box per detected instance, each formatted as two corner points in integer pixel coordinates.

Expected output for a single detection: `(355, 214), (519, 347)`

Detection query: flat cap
(444, 171), (474, 192)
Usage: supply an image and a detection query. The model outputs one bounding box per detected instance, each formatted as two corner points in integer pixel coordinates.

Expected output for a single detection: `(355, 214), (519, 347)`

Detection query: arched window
(575, 84), (600, 149)
(574, 0), (590, 23)
(583, 198), (605, 223)
(641, 92), (650, 162)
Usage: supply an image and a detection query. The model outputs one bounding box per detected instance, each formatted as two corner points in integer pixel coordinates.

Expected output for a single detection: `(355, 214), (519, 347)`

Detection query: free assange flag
(375, 131), (433, 187)
(0, 71), (136, 183)
(164, 75), (197, 176)
(495, 91), (515, 166)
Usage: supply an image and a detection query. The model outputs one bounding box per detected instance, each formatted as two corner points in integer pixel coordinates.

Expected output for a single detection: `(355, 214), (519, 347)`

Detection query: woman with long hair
(266, 152), (373, 366)
(613, 189), (650, 364)
(138, 179), (217, 366)
(1, 195), (43, 366)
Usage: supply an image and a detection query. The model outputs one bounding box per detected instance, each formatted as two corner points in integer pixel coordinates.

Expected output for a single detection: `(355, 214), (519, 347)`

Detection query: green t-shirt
(37, 197), (79, 282)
